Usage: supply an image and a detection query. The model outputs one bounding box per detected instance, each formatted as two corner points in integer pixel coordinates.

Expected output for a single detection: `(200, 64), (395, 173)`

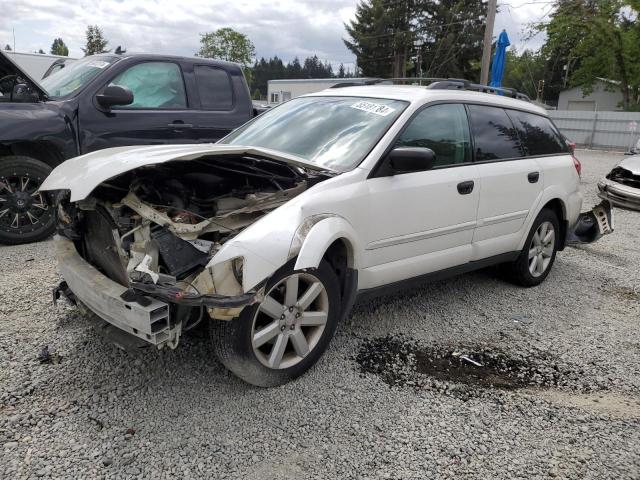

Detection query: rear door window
(506, 110), (567, 156)
(395, 103), (471, 167)
(194, 65), (233, 110)
(467, 105), (523, 161)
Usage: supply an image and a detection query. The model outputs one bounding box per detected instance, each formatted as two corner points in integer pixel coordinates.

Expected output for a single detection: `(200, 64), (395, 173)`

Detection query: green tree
(344, 0), (487, 79)
(37, 49), (45, 54)
(252, 88), (262, 100)
(82, 25), (109, 56)
(534, 0), (640, 109)
(50, 38), (69, 56)
(344, 0), (413, 77)
(4, 44), (11, 51)
(197, 28), (255, 66)
(502, 49), (546, 100)
(337, 63), (346, 78)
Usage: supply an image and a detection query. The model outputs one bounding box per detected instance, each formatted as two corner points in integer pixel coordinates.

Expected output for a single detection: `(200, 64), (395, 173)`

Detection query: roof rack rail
(328, 76), (531, 101)
(427, 78), (531, 101)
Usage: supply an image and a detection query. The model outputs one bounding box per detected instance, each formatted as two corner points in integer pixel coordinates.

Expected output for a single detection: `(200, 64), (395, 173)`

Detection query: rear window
(506, 110), (567, 156)
(194, 65), (233, 110)
(467, 105), (523, 161)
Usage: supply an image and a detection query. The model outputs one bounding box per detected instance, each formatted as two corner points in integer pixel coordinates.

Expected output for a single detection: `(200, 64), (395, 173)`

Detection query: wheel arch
(540, 198), (568, 250)
(293, 217), (360, 319)
(0, 141), (65, 169)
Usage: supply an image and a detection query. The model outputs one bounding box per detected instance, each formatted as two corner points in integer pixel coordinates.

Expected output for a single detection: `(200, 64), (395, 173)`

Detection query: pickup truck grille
(81, 208), (129, 286)
(608, 167), (640, 189)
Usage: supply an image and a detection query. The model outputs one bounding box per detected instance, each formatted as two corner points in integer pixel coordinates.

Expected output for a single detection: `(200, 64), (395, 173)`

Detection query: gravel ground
(1, 149), (639, 479)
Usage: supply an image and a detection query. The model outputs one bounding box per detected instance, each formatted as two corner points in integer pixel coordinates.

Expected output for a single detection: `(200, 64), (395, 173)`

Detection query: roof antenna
(115, 46), (126, 55)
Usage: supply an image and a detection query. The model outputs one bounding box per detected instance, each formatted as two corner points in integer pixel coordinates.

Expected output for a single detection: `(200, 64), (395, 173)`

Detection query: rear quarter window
(194, 65), (233, 110)
(467, 105), (523, 161)
(506, 110), (568, 156)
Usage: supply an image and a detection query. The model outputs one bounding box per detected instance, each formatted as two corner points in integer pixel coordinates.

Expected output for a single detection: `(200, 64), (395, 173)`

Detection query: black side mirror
(96, 85), (134, 109)
(387, 147), (436, 174)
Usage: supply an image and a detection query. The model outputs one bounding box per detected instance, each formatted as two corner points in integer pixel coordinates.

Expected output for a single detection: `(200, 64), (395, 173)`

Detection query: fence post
(589, 110), (598, 149)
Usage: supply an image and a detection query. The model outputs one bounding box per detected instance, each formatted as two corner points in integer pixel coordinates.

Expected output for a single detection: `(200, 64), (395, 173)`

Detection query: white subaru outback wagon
(41, 81), (610, 387)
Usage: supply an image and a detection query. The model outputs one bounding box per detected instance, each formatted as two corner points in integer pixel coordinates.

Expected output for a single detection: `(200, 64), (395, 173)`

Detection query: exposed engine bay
(55, 154), (331, 342)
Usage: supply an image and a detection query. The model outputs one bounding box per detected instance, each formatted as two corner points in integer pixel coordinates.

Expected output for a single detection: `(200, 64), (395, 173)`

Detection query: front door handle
(168, 122), (193, 128)
(528, 172), (540, 183)
(457, 180), (475, 195)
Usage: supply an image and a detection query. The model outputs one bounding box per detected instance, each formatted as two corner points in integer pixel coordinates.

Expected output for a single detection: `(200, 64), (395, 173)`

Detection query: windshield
(41, 55), (119, 99)
(220, 96), (408, 171)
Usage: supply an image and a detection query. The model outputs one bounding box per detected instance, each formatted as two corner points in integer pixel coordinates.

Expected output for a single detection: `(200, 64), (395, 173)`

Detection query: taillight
(572, 155), (582, 177)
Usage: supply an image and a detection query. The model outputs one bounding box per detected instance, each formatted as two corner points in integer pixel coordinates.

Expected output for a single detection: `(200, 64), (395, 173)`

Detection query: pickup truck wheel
(0, 156), (55, 245)
(506, 208), (560, 287)
(210, 259), (341, 387)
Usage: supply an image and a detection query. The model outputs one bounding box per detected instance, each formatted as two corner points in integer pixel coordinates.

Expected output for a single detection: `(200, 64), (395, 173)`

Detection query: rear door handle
(168, 122), (193, 128)
(457, 180), (474, 195)
(528, 172), (540, 183)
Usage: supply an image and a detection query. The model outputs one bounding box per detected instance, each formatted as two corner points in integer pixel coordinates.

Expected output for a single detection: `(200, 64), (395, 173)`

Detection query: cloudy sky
(1, 0), (553, 70)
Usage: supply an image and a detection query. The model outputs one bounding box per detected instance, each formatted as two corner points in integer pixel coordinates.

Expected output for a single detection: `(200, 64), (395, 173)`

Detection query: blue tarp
(489, 30), (510, 88)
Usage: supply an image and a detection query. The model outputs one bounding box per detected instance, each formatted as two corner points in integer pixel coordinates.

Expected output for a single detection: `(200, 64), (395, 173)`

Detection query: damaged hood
(0, 49), (48, 98)
(618, 155), (640, 175)
(40, 144), (335, 201)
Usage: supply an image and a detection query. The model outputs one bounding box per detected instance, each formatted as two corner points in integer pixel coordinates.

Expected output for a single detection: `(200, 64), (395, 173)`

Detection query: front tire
(506, 208), (560, 287)
(0, 156), (55, 245)
(210, 260), (341, 387)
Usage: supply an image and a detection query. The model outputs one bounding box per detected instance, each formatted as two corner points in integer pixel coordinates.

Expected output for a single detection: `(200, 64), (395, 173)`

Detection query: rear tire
(210, 259), (341, 387)
(505, 208), (560, 287)
(0, 156), (55, 245)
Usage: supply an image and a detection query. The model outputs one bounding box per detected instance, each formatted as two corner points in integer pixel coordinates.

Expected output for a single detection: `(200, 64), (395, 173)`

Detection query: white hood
(618, 155), (640, 175)
(40, 144), (331, 201)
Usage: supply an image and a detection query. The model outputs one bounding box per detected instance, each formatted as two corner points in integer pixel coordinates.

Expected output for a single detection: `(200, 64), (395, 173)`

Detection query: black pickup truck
(0, 50), (261, 244)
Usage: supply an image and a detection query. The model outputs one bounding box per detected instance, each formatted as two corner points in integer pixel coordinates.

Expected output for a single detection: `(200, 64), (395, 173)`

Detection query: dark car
(0, 50), (260, 245)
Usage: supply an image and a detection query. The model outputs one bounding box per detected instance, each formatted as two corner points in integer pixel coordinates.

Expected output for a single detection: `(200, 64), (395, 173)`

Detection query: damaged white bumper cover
(52, 236), (261, 349)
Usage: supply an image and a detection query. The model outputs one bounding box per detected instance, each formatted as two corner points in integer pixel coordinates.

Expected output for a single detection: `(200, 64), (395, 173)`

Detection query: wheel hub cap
(251, 272), (329, 370)
(528, 221), (555, 278)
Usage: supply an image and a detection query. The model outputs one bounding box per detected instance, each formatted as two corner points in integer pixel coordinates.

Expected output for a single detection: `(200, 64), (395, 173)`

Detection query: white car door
(466, 105), (544, 260)
(360, 103), (480, 288)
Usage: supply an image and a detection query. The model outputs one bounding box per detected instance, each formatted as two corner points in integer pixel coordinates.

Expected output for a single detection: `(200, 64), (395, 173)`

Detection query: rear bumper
(597, 179), (640, 211)
(53, 236), (257, 348)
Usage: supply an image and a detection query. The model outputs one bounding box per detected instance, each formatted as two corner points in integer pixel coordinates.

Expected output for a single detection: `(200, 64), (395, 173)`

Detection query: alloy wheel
(251, 272), (329, 370)
(528, 221), (555, 277)
(0, 174), (51, 234)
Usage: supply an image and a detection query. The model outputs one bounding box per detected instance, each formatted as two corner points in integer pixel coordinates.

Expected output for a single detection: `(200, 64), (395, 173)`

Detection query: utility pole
(480, 0), (497, 85)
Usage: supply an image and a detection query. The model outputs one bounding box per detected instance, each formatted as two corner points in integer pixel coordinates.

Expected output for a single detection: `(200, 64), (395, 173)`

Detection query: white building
(4, 51), (77, 80)
(267, 78), (379, 105)
(557, 78), (624, 111)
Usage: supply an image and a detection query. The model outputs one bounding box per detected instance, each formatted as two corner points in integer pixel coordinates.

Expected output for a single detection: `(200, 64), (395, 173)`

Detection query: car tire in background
(0, 156), (55, 245)
(505, 208), (560, 287)
(210, 259), (341, 387)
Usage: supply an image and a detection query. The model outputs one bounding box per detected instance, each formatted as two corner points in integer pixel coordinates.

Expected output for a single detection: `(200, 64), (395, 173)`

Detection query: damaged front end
(52, 154), (331, 349)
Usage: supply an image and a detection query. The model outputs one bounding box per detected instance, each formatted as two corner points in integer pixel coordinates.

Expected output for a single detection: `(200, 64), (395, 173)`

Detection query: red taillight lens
(572, 155), (582, 177)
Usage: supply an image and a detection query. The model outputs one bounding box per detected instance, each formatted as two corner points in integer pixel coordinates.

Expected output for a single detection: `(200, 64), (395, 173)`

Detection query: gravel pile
(1, 150), (639, 479)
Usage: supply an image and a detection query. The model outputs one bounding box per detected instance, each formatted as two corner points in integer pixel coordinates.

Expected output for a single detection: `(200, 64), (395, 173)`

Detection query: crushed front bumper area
(53, 236), (257, 349)
(598, 179), (640, 212)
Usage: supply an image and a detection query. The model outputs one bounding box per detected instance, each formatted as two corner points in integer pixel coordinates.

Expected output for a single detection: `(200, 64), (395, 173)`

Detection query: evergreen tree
(82, 25), (110, 56)
(345, 0), (486, 79)
(4, 44), (11, 51)
(50, 38), (69, 56)
(338, 63), (346, 78)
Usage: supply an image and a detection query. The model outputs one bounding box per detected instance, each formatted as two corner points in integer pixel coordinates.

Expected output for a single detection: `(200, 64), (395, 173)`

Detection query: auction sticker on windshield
(351, 100), (396, 116)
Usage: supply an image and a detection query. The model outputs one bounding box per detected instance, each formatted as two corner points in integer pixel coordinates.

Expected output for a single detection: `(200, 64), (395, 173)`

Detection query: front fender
(294, 216), (360, 271)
